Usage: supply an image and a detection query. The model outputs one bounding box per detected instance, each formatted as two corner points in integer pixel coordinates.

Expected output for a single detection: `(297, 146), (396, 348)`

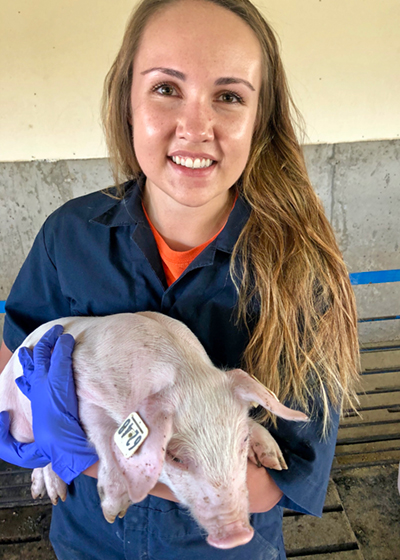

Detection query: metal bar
(349, 269), (400, 285)
(361, 366), (400, 375)
(359, 315), (400, 323)
(360, 344), (400, 353)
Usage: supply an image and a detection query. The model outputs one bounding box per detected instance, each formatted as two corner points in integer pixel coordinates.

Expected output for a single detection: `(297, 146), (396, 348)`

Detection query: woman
(0, 0), (359, 558)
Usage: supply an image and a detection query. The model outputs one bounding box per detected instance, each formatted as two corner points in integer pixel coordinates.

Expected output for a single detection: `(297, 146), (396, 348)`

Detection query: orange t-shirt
(142, 198), (237, 286)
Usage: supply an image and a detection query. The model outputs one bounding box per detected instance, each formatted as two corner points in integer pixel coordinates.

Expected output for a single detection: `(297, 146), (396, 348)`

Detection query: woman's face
(130, 0), (262, 213)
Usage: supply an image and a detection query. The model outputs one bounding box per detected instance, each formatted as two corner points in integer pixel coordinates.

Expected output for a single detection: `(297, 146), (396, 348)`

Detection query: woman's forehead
(134, 0), (262, 81)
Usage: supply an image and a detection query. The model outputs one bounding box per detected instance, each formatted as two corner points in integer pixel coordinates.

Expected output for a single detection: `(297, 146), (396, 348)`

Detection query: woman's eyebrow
(141, 67), (255, 91)
(214, 77), (255, 92)
(141, 67), (185, 80)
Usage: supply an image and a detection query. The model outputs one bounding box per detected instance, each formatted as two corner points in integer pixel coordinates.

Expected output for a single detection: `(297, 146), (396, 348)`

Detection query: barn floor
(1, 342), (400, 560)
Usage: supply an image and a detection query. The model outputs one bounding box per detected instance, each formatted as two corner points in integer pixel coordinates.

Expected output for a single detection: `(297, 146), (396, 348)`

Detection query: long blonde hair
(102, 0), (360, 433)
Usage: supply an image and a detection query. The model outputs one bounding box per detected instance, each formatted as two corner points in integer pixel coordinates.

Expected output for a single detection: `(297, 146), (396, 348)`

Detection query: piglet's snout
(206, 520), (254, 549)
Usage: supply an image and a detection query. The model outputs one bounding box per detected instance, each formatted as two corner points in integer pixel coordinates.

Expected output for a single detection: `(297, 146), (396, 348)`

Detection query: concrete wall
(303, 141), (400, 344)
(1, 140), (399, 344)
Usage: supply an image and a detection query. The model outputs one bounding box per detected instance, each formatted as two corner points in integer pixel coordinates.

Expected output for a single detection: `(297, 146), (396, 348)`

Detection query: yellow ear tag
(114, 412), (149, 458)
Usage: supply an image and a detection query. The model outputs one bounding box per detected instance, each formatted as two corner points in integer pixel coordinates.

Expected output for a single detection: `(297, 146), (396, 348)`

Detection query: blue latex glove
(0, 410), (48, 469)
(15, 324), (98, 484)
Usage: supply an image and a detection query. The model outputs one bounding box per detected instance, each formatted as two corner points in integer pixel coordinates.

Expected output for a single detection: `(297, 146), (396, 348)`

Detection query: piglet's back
(69, 313), (208, 416)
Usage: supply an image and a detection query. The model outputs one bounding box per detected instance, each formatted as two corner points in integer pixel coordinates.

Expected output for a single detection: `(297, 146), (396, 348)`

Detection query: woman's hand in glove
(14, 324), (98, 483)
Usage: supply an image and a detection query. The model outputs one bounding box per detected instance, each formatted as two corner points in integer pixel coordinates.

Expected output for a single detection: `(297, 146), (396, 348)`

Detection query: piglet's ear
(229, 369), (308, 422)
(112, 394), (173, 504)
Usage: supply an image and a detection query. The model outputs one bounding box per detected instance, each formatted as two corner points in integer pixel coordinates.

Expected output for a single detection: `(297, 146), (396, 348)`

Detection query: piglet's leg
(31, 468), (46, 499)
(248, 418), (287, 471)
(31, 465), (67, 505)
(79, 403), (131, 523)
(43, 464), (68, 504)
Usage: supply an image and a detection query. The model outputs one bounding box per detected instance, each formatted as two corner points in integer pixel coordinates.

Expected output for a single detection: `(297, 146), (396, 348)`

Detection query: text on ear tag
(114, 412), (149, 458)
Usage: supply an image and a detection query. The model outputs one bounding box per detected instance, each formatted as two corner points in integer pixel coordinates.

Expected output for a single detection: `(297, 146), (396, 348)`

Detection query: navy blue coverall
(4, 178), (339, 560)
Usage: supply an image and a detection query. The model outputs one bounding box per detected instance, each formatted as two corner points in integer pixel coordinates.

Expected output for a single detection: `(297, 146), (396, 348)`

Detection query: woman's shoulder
(49, 186), (121, 221)
(44, 181), (138, 233)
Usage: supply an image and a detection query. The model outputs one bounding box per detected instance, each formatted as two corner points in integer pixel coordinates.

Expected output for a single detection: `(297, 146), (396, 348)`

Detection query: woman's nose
(176, 100), (214, 142)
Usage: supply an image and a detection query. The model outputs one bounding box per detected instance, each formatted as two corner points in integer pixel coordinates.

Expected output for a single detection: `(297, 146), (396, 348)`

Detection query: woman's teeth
(171, 156), (214, 169)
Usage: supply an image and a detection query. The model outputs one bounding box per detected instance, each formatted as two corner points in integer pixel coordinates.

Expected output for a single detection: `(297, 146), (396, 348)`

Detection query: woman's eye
(219, 91), (243, 104)
(153, 83), (176, 96)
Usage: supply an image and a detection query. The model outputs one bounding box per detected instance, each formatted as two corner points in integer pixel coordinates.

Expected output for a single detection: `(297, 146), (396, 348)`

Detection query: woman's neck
(142, 186), (236, 252)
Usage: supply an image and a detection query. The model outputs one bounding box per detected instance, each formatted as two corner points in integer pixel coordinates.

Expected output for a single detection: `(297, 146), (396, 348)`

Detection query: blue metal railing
(1, 269), (399, 321)
(349, 269), (400, 323)
(349, 269), (400, 286)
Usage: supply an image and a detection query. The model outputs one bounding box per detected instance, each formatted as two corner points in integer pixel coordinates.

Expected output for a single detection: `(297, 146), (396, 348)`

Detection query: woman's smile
(167, 152), (217, 178)
(169, 156), (214, 169)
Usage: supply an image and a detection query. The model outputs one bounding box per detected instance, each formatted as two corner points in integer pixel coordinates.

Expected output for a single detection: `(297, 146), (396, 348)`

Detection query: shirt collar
(213, 194), (251, 253)
(90, 176), (146, 227)
(90, 175), (251, 254)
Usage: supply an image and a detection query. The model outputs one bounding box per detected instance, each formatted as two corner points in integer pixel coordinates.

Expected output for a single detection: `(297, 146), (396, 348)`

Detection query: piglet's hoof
(31, 468), (46, 499)
(248, 420), (288, 471)
(118, 507), (129, 519)
(104, 512), (117, 524)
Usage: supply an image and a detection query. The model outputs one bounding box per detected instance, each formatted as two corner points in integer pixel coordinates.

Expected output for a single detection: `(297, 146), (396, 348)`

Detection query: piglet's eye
(167, 449), (184, 464)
